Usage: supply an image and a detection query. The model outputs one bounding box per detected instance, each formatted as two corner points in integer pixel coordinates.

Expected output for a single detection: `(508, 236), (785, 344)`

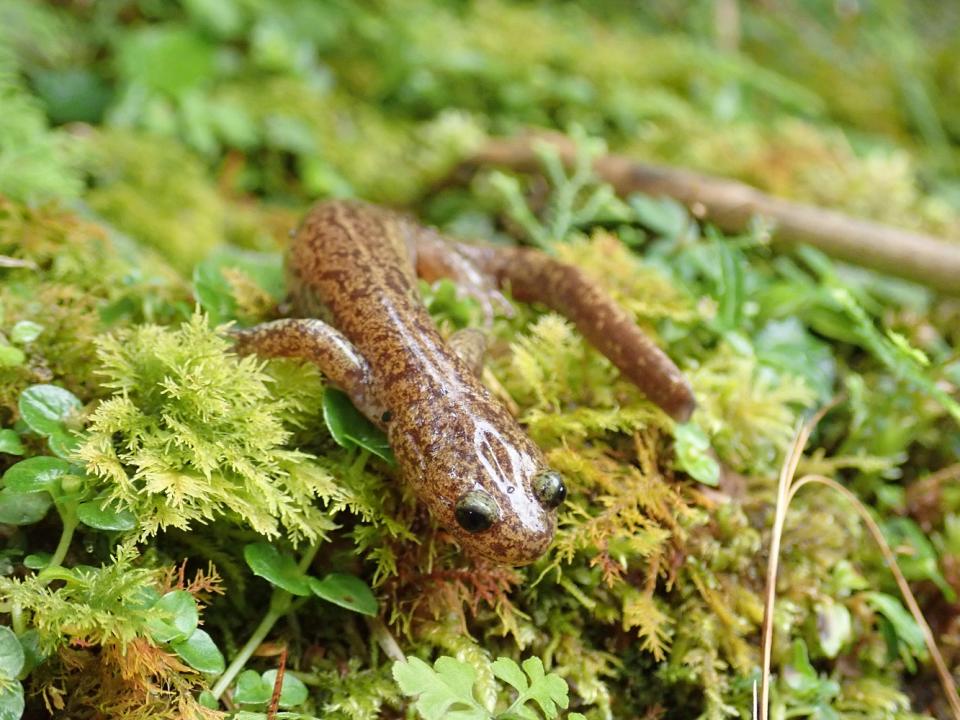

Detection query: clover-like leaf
(307, 573), (378, 616)
(243, 543), (311, 596)
(18, 385), (82, 438)
(171, 629), (225, 674)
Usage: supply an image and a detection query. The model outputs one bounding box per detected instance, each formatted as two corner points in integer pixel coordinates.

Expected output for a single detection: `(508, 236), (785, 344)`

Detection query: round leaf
(673, 422), (720, 487)
(308, 573), (378, 616)
(23, 553), (51, 570)
(10, 321), (43, 344)
(171, 629), (225, 674)
(0, 626), (24, 677)
(0, 346), (25, 368)
(262, 670), (308, 708)
(0, 430), (24, 456)
(0, 490), (52, 525)
(18, 385), (82, 437)
(48, 430), (81, 459)
(14, 630), (43, 677)
(243, 543), (311, 596)
(197, 690), (219, 710)
(0, 682), (24, 720)
(233, 669), (272, 705)
(76, 501), (137, 531)
(147, 590), (199, 643)
(3, 456), (74, 493)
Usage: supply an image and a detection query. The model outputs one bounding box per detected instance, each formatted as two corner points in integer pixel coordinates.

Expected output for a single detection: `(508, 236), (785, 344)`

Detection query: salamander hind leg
(409, 223), (514, 322)
(447, 327), (487, 377)
(450, 243), (697, 423)
(231, 318), (387, 426)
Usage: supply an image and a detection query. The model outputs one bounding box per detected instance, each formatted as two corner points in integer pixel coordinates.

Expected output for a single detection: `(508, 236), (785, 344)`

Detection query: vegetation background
(1, 1), (959, 718)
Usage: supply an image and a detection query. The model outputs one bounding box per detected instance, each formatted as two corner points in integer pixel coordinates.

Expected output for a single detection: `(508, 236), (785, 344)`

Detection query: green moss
(77, 313), (338, 542)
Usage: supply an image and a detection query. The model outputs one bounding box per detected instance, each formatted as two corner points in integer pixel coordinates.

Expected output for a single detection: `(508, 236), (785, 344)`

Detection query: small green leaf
(117, 27), (216, 96)
(322, 389), (394, 464)
(864, 592), (926, 660)
(18, 385), (82, 437)
(171, 628), (225, 674)
(193, 248), (284, 324)
(243, 543), (311, 596)
(0, 430), (24, 456)
(673, 423), (720, 486)
(23, 553), (52, 570)
(0, 682), (24, 720)
(0, 626), (24, 678)
(147, 590), (199, 643)
(628, 193), (690, 238)
(2, 456), (74, 494)
(76, 501), (137, 531)
(0, 346), (25, 368)
(0, 490), (52, 525)
(47, 429), (81, 459)
(197, 690), (219, 710)
(883, 518), (956, 602)
(234, 669), (272, 706)
(15, 630), (43, 677)
(262, 670), (309, 708)
(307, 573), (378, 616)
(10, 321), (43, 344)
(816, 600), (852, 659)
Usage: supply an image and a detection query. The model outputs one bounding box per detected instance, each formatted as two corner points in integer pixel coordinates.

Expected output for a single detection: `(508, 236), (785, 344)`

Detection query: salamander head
(391, 404), (566, 566)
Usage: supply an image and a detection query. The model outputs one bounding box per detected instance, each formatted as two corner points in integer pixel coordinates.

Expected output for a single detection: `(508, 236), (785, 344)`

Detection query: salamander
(233, 200), (694, 565)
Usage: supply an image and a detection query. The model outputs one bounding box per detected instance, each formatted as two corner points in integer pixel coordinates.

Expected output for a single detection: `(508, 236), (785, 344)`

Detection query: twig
(454, 133), (960, 294)
(267, 646), (287, 720)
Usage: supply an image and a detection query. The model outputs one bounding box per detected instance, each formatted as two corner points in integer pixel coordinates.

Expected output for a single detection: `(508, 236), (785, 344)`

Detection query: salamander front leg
(231, 319), (388, 426)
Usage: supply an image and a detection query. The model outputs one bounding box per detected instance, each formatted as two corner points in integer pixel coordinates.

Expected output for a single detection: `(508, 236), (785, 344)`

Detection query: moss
(76, 313), (338, 543)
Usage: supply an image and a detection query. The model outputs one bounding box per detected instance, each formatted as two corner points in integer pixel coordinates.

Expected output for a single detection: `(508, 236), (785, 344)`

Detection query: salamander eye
(454, 490), (500, 533)
(533, 470), (567, 509)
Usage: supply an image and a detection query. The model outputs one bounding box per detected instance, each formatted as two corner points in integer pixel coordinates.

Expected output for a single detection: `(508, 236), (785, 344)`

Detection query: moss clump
(77, 313), (337, 542)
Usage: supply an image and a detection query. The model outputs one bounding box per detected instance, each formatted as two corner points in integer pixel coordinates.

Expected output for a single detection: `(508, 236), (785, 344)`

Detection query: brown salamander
(233, 200), (694, 565)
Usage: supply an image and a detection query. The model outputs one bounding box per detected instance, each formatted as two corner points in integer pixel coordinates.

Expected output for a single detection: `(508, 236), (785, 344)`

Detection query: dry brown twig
(455, 133), (960, 294)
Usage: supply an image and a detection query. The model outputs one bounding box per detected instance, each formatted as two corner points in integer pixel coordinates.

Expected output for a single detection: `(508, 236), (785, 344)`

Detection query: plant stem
(211, 543), (319, 701)
(37, 506), (78, 586)
(211, 589), (291, 700)
(47, 515), (78, 572)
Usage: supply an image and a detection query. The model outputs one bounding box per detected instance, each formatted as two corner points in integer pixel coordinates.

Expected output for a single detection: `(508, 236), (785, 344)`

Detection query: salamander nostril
(454, 490), (500, 533)
(532, 470), (566, 509)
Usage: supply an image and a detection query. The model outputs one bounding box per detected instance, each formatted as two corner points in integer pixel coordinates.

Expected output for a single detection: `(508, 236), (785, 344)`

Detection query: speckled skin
(234, 200), (695, 565)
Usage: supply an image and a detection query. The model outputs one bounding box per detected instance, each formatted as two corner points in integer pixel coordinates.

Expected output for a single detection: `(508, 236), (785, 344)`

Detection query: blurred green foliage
(0, 0), (959, 719)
